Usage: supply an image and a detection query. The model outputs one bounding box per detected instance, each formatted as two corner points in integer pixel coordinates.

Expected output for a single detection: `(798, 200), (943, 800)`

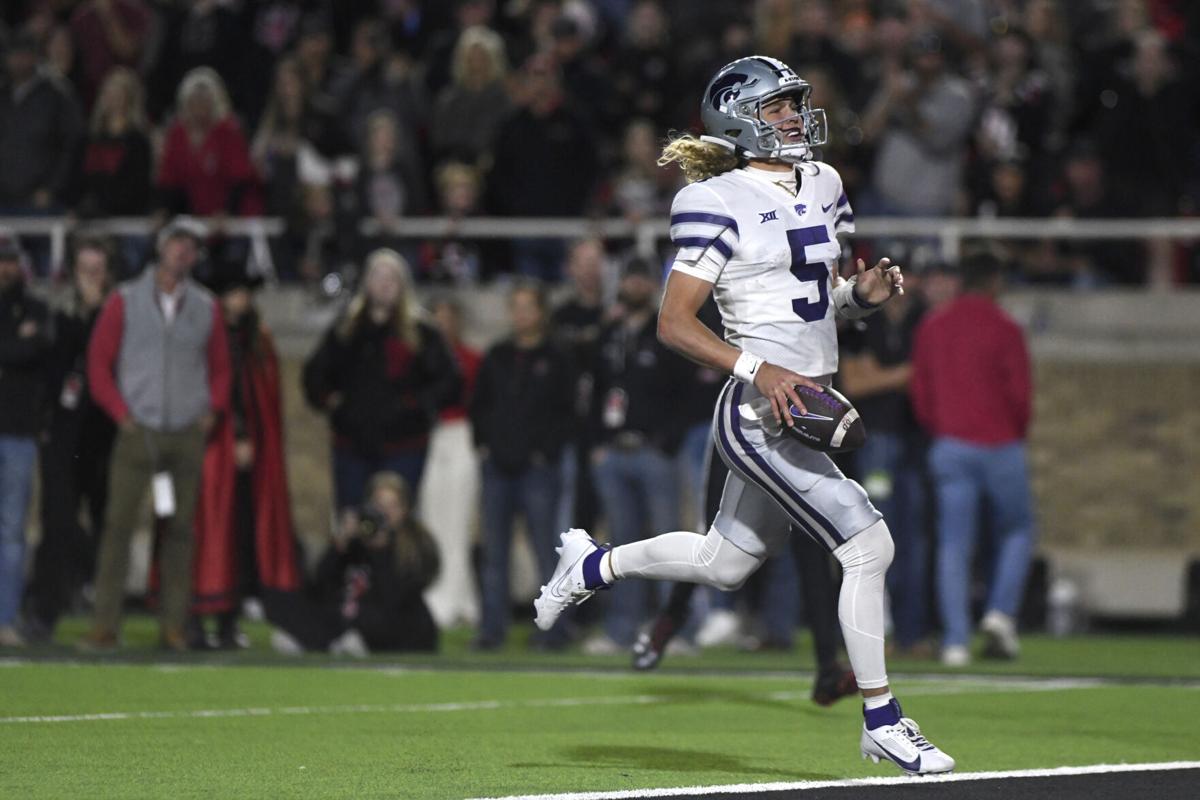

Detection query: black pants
(267, 590), (438, 653)
(26, 413), (114, 630)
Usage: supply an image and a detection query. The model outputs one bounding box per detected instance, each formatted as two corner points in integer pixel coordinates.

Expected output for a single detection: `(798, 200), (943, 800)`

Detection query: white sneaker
(941, 644), (970, 667)
(980, 610), (1020, 659)
(329, 629), (370, 659)
(861, 701), (955, 775)
(533, 529), (606, 631)
(695, 609), (740, 648)
(270, 629), (304, 657)
(0, 626), (27, 648)
(581, 634), (623, 656)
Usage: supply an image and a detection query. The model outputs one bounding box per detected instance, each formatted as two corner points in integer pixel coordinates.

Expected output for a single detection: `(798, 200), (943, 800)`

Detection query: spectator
(0, 240), (51, 648)
(430, 25), (510, 167)
(1050, 141), (1137, 285)
(488, 55), (599, 280)
(354, 108), (428, 236)
(609, 0), (676, 131)
(293, 13), (347, 135)
(423, 0), (497, 97)
(550, 239), (609, 535)
(190, 256), (302, 650)
(975, 28), (1055, 168)
(270, 471), (439, 656)
(67, 0), (152, 111)
(839, 272), (932, 657)
(81, 218), (231, 652)
(610, 118), (681, 222)
(22, 237), (116, 644)
(418, 296), (483, 629)
(585, 259), (691, 653)
(469, 280), (575, 650)
(1093, 29), (1193, 217)
(303, 248), (461, 510)
(45, 25), (80, 90)
(422, 161), (488, 283)
(861, 29), (976, 216)
(253, 57), (318, 220)
(910, 253), (1036, 667)
(336, 18), (427, 161)
(157, 67), (263, 217)
(0, 30), (84, 215)
(146, 0), (244, 121)
(72, 67), (152, 220)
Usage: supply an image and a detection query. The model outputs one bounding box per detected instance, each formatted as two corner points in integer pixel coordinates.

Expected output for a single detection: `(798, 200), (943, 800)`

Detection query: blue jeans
(0, 436), (38, 626)
(928, 437), (1036, 648)
(511, 238), (565, 282)
(858, 431), (930, 648)
(479, 459), (562, 644)
(593, 446), (679, 645)
(333, 445), (428, 512)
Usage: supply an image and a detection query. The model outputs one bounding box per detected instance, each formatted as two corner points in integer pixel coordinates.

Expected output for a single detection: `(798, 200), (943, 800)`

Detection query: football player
(535, 56), (954, 775)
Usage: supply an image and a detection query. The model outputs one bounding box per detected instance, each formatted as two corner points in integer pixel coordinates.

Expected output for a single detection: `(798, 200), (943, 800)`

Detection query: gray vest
(116, 269), (215, 431)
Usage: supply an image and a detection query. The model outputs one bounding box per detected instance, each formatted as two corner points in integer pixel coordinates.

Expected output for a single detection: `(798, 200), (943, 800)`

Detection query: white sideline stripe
(0, 695), (664, 725)
(0, 678), (1108, 726)
(467, 761), (1200, 800)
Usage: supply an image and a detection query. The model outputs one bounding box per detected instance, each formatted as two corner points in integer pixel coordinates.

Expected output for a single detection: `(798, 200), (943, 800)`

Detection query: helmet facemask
(746, 87), (828, 163)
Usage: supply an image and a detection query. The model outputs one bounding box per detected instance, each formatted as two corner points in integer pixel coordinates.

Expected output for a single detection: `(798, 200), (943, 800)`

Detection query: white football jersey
(669, 162), (857, 378)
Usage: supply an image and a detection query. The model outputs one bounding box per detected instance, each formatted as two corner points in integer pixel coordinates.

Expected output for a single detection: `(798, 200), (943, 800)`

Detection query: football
(783, 384), (867, 453)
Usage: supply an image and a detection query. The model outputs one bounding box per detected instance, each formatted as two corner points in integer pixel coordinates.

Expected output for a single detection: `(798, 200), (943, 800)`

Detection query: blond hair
(451, 25), (508, 87)
(176, 66), (233, 122)
(90, 67), (147, 134)
(338, 249), (422, 348)
(658, 134), (739, 183)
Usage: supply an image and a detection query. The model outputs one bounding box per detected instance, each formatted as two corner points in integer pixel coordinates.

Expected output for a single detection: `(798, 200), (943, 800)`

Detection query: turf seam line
(465, 761), (1200, 800)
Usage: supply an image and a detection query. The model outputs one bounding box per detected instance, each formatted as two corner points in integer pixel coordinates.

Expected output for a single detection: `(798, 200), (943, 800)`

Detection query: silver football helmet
(699, 56), (827, 163)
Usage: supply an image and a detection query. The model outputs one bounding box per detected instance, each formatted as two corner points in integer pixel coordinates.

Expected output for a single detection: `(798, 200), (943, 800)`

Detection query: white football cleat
(861, 701), (955, 775)
(533, 529), (606, 631)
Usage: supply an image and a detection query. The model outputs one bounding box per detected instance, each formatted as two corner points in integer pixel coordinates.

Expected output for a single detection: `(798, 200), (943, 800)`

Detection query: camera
(344, 505), (390, 562)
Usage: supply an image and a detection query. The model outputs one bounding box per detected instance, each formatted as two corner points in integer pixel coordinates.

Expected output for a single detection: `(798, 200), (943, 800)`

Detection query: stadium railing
(3, 215), (1199, 283)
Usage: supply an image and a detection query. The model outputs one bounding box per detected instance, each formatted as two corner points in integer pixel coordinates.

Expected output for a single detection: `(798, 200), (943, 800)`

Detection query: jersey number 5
(787, 226), (830, 322)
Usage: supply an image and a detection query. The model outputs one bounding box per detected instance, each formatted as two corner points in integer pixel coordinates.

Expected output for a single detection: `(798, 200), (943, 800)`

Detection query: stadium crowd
(0, 0), (1192, 661)
(0, 0), (1197, 284)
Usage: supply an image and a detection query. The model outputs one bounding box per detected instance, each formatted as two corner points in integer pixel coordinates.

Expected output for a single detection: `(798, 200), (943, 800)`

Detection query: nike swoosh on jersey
(821, 201), (834, 213)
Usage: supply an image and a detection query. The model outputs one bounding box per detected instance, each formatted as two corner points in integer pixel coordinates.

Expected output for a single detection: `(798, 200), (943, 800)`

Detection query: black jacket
(469, 338), (575, 475)
(303, 317), (461, 456)
(592, 312), (692, 455)
(0, 71), (83, 205)
(0, 282), (52, 437)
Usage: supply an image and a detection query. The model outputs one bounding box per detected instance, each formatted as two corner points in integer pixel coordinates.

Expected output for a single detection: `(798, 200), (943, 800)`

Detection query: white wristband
(732, 351), (765, 384)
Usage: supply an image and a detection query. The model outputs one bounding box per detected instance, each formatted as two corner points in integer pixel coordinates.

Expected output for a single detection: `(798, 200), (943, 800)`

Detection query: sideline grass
(2, 661), (1198, 799)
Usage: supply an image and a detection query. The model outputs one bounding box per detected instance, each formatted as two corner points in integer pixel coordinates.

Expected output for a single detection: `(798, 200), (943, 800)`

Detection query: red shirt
(87, 289), (231, 425)
(157, 117), (263, 216)
(909, 293), (1032, 445)
(441, 341), (482, 422)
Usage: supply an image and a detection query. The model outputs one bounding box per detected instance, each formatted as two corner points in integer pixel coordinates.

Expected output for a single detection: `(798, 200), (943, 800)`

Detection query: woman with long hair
(157, 67), (262, 216)
(303, 249), (461, 511)
(74, 67), (152, 219)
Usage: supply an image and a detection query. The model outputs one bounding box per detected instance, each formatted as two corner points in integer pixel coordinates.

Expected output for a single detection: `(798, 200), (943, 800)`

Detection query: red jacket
(157, 117), (262, 216)
(909, 293), (1032, 445)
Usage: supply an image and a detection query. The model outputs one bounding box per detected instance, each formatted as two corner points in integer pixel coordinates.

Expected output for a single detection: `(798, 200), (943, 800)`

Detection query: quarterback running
(534, 55), (955, 776)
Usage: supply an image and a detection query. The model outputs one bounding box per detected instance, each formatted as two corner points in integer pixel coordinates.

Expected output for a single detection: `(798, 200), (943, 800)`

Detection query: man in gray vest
(81, 218), (231, 651)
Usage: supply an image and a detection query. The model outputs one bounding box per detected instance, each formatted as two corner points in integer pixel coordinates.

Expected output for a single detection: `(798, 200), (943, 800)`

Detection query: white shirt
(157, 284), (185, 324)
(668, 161), (857, 377)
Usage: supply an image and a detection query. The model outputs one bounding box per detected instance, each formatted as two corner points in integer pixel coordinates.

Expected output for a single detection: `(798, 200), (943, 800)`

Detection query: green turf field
(2, 617), (1198, 799)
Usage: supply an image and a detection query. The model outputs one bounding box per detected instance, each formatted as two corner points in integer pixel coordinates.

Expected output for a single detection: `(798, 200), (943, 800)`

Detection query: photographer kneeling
(270, 472), (439, 655)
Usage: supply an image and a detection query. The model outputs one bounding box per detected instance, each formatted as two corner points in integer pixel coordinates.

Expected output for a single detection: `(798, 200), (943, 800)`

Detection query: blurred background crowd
(0, 0), (1197, 663)
(0, 0), (1197, 284)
